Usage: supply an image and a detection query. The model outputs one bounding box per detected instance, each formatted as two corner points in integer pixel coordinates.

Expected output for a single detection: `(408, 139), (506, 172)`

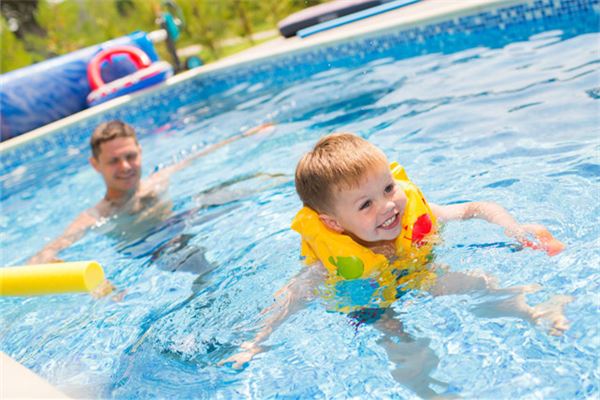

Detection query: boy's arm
(430, 201), (529, 242)
(28, 211), (97, 264)
(219, 261), (327, 369)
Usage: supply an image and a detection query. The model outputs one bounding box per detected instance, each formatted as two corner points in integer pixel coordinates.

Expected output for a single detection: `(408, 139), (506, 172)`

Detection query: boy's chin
(354, 232), (397, 245)
(377, 234), (398, 242)
(374, 229), (401, 242)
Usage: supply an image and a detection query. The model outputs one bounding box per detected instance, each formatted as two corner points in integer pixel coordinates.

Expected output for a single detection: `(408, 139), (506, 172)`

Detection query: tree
(0, 16), (34, 73)
(230, 0), (254, 43)
(0, 0), (45, 40)
(25, 0), (156, 58)
(177, 0), (228, 59)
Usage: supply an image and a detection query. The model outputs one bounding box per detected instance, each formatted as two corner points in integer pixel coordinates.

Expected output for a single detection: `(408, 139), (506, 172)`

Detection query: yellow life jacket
(291, 162), (438, 307)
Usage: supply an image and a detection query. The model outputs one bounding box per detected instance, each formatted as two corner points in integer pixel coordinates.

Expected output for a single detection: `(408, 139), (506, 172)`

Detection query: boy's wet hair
(90, 120), (138, 159)
(295, 132), (388, 214)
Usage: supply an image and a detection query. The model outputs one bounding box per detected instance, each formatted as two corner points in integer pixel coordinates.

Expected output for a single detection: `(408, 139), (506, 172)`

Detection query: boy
(222, 133), (570, 391)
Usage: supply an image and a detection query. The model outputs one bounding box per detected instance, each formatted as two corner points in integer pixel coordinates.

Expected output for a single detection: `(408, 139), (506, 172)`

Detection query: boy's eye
(384, 183), (395, 193)
(126, 153), (137, 161)
(359, 200), (372, 210)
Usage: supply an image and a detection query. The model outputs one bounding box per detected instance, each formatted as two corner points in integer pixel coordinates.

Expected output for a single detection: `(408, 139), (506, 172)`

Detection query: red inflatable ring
(87, 45), (152, 90)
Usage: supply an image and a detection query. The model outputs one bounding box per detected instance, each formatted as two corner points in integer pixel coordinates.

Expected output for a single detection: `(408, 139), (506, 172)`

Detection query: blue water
(1, 12), (599, 400)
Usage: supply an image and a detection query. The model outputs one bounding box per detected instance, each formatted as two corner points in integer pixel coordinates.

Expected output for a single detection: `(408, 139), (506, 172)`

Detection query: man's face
(322, 162), (407, 243)
(90, 137), (142, 195)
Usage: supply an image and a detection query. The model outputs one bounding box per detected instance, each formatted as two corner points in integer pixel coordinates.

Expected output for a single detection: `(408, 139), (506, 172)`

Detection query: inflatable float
(297, 0), (421, 38)
(278, 0), (420, 38)
(86, 45), (173, 107)
(0, 31), (162, 141)
(279, 0), (384, 38)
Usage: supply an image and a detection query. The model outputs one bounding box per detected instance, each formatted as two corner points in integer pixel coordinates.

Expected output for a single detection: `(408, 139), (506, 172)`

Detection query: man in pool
(28, 119), (274, 265)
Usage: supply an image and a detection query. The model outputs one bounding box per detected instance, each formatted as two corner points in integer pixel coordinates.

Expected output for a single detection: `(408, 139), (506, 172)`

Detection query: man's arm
(219, 261), (327, 369)
(28, 211), (97, 264)
(151, 123), (275, 184)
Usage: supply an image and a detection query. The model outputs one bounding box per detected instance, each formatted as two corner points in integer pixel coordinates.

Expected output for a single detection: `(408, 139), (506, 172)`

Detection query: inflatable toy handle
(0, 261), (105, 296)
(522, 226), (565, 256)
(87, 45), (152, 90)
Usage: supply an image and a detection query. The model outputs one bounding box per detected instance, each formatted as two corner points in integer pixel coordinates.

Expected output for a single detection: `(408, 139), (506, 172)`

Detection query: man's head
(90, 120), (138, 159)
(295, 132), (406, 243)
(89, 121), (142, 198)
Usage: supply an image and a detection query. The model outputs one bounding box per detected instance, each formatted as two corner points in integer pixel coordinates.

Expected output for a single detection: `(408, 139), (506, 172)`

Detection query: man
(29, 120), (273, 264)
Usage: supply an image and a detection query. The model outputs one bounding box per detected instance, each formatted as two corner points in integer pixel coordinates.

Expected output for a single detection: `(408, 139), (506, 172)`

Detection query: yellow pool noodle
(0, 261), (105, 296)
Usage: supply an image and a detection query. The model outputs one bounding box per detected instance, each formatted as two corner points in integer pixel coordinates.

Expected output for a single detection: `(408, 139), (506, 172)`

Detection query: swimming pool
(1, 0), (598, 398)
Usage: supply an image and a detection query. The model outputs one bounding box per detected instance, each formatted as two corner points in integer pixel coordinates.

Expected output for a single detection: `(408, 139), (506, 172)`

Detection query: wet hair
(90, 120), (138, 159)
(295, 132), (388, 214)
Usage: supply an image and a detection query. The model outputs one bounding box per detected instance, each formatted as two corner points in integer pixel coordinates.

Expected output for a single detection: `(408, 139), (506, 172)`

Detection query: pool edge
(1, 352), (70, 399)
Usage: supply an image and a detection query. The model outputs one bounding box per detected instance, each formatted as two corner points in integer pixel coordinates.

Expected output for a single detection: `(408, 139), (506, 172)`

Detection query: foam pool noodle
(0, 261), (105, 296)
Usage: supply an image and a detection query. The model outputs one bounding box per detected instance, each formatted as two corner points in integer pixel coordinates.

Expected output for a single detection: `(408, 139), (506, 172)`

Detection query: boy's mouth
(378, 213), (400, 230)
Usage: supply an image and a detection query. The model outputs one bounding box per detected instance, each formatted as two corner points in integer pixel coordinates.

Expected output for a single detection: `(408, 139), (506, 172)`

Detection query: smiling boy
(222, 132), (570, 375)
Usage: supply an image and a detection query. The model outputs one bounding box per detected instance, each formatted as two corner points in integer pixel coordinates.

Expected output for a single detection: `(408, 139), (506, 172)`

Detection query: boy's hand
(219, 342), (260, 369)
(518, 224), (565, 256)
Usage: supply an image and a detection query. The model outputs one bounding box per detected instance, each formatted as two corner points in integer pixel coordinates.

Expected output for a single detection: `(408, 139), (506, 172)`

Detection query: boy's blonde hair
(295, 132), (388, 213)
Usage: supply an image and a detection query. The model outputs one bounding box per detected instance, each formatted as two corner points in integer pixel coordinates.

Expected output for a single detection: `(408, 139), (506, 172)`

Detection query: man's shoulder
(137, 175), (169, 202)
(81, 202), (109, 223)
(59, 206), (101, 236)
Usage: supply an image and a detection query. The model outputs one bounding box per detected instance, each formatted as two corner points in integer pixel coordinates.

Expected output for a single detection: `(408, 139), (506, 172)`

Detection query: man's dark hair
(90, 120), (138, 159)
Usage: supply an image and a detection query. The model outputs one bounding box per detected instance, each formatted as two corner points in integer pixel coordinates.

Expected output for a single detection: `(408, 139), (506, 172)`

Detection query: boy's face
(321, 162), (407, 243)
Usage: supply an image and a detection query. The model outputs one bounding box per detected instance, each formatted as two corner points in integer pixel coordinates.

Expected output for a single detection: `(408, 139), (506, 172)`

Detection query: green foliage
(1, 0), (324, 73)
(25, 0), (156, 57)
(0, 16), (34, 73)
(177, 0), (229, 59)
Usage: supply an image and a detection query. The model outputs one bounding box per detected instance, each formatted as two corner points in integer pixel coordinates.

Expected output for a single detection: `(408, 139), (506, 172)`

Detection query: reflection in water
(371, 309), (449, 399)
(114, 171), (290, 265)
(109, 172), (291, 389)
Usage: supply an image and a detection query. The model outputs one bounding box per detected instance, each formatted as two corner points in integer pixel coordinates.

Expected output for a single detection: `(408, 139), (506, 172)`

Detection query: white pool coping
(0, 0), (519, 154)
(1, 352), (70, 398)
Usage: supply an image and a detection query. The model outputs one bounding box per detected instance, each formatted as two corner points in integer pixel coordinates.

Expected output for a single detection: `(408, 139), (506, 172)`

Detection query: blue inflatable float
(0, 31), (172, 141)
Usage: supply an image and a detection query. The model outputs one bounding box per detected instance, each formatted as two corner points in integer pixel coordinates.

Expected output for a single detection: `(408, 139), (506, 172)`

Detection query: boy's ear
(319, 214), (344, 233)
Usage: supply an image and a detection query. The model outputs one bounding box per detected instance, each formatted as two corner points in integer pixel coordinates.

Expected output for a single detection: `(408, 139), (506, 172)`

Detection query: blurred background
(0, 0), (323, 73)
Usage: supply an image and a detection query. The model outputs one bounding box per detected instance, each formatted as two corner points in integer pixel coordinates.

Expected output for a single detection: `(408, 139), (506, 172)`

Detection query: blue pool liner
(0, 31), (159, 142)
(298, 0), (421, 38)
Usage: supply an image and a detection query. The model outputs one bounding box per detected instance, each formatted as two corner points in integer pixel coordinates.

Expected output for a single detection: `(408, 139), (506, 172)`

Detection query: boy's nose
(379, 199), (396, 214)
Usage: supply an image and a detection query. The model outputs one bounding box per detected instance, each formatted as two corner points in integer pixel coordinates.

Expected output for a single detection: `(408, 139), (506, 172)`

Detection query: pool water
(1, 8), (599, 400)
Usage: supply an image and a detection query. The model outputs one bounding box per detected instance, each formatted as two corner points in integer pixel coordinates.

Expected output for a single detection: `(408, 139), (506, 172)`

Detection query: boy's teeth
(381, 215), (395, 227)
